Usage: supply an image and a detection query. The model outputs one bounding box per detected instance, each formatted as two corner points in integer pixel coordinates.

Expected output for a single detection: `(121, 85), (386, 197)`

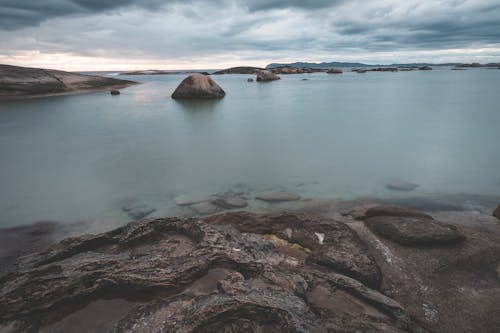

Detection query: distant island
(0, 64), (137, 101)
(266, 61), (500, 69)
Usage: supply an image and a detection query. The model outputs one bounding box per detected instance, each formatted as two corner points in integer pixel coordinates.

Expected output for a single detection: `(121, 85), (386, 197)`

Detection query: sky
(1, 0), (500, 70)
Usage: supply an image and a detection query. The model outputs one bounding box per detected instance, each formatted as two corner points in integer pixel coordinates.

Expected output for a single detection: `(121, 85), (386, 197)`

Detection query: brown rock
(364, 216), (465, 246)
(256, 70), (280, 82)
(255, 192), (300, 202)
(327, 68), (343, 74)
(110, 90), (120, 95)
(361, 205), (433, 220)
(171, 74), (225, 99)
(493, 205), (500, 220)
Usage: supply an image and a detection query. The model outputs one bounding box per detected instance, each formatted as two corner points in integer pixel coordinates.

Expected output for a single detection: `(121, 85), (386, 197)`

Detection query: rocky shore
(1, 197), (499, 333)
(0, 64), (137, 101)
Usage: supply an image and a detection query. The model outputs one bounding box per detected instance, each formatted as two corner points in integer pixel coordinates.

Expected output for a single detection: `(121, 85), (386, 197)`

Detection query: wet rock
(121, 202), (156, 220)
(386, 181), (419, 192)
(0, 214), (423, 333)
(364, 216), (465, 246)
(171, 74), (225, 99)
(327, 68), (343, 74)
(361, 205), (434, 220)
(189, 201), (220, 215)
(212, 196), (248, 209)
(247, 78), (254, 82)
(256, 70), (280, 82)
(110, 90), (120, 95)
(255, 192), (301, 203)
(418, 66), (433, 70)
(493, 205), (500, 220)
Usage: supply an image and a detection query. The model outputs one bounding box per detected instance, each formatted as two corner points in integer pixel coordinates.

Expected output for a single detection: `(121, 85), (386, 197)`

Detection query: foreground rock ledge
(171, 74), (225, 99)
(1, 208), (499, 333)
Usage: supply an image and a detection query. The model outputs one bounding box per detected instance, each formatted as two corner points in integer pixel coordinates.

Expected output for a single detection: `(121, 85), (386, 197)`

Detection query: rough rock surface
(171, 74), (225, 99)
(2, 204), (500, 333)
(256, 192), (301, 202)
(211, 196), (248, 209)
(256, 70), (281, 82)
(0, 64), (136, 100)
(0, 212), (425, 333)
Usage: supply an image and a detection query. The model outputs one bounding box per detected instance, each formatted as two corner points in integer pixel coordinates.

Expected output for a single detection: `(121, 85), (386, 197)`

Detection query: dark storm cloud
(0, 0), (165, 29)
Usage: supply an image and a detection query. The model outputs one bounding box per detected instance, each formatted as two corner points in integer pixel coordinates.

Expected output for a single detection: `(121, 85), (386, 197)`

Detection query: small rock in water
(493, 205), (500, 220)
(247, 78), (254, 82)
(386, 181), (419, 192)
(255, 192), (301, 203)
(110, 90), (120, 95)
(212, 197), (248, 209)
(122, 202), (156, 220)
(189, 201), (220, 215)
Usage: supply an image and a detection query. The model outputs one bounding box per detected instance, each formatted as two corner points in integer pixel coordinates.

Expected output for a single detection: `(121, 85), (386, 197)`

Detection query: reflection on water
(0, 68), (499, 229)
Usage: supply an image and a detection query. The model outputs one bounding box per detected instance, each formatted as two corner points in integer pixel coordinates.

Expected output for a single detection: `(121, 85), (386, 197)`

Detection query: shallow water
(1, 68), (499, 229)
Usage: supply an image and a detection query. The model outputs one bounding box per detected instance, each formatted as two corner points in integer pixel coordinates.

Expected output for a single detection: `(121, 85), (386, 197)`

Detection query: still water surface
(1, 68), (499, 228)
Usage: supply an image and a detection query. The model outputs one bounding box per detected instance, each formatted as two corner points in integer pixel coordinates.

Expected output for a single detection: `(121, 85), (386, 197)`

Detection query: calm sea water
(1, 68), (500, 229)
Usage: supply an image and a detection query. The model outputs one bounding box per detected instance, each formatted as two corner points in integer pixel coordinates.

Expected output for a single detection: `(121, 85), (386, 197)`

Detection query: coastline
(0, 82), (139, 102)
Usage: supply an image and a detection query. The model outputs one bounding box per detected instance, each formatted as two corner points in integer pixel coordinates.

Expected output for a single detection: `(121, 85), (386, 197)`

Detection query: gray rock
(171, 73), (225, 99)
(255, 192), (301, 203)
(247, 78), (254, 82)
(256, 70), (280, 82)
(386, 181), (419, 192)
(122, 202), (156, 220)
(327, 68), (343, 74)
(110, 90), (120, 95)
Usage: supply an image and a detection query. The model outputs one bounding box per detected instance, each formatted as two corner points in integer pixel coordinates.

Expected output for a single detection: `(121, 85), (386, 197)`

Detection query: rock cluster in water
(256, 70), (281, 82)
(171, 74), (225, 99)
(1, 205), (500, 332)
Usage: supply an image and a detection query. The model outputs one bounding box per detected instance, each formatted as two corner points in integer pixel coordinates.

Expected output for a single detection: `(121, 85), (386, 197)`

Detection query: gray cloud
(0, 0), (499, 67)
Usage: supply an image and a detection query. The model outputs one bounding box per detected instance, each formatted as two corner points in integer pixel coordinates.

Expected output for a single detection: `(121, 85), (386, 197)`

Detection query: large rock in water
(171, 74), (225, 99)
(256, 70), (280, 82)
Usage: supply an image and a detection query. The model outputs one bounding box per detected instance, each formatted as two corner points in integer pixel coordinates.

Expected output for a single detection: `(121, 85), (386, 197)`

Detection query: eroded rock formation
(1, 207), (499, 333)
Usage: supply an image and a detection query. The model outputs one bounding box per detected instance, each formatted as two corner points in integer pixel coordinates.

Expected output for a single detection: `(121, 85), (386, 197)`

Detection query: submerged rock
(212, 196), (248, 209)
(171, 74), (225, 99)
(493, 205), (500, 220)
(386, 181), (419, 192)
(255, 192), (301, 202)
(122, 202), (156, 220)
(247, 78), (254, 82)
(189, 201), (220, 215)
(361, 205), (433, 220)
(256, 70), (280, 82)
(174, 194), (214, 206)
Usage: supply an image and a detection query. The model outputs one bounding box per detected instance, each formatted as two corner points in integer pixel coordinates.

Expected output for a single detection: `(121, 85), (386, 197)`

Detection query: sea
(1, 67), (499, 231)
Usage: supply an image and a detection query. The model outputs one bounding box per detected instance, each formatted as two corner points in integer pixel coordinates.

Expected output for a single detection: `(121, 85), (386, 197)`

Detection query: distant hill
(266, 62), (461, 69)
